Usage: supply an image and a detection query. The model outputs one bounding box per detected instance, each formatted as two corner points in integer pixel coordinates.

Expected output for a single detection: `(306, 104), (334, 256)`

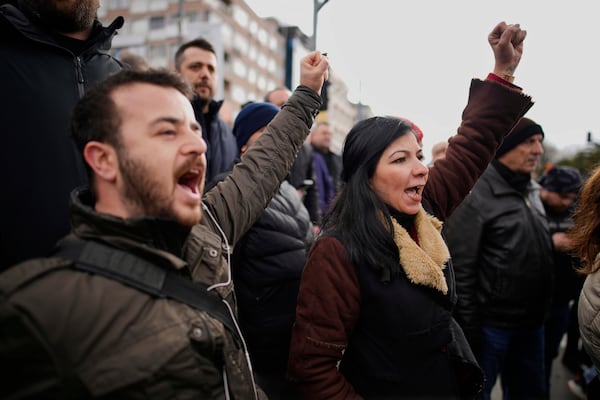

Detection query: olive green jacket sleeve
(202, 86), (321, 246)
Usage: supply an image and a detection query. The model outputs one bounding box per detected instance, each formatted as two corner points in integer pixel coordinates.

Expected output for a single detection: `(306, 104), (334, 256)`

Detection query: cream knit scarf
(391, 206), (450, 294)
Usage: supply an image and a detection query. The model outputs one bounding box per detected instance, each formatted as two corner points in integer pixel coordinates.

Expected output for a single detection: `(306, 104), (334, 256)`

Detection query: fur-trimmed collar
(391, 206), (450, 294)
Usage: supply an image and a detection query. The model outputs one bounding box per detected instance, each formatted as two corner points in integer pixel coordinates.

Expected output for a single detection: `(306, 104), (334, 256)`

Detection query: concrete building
(98, 0), (370, 148)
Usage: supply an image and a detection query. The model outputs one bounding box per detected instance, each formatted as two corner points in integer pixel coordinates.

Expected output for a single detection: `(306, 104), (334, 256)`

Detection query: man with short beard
(174, 38), (237, 188)
(0, 53), (328, 398)
(0, 0), (124, 270)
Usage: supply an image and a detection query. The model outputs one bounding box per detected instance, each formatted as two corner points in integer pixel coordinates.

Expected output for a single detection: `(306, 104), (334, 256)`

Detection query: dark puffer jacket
(0, 0), (123, 270)
(233, 180), (314, 373)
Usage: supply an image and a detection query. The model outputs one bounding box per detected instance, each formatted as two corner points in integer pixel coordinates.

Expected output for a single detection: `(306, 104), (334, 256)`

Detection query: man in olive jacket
(0, 53), (328, 399)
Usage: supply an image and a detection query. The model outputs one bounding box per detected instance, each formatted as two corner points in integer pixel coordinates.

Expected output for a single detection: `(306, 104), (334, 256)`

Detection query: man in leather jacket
(446, 117), (554, 399)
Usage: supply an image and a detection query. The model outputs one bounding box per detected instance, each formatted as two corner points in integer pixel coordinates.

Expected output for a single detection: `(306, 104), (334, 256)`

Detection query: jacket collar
(486, 163), (539, 197)
(1, 1), (123, 54)
(69, 187), (191, 267)
(392, 206), (450, 294)
(191, 95), (223, 118)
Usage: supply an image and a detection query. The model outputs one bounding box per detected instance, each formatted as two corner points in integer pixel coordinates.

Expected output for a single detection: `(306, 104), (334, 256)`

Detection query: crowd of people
(2, 1), (600, 399)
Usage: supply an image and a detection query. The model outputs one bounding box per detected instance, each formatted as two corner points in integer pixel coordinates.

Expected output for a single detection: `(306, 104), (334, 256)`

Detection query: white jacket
(578, 258), (600, 371)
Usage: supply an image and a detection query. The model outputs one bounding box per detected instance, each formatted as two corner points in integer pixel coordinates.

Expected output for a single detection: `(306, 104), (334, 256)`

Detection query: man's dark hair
(174, 38), (216, 71)
(71, 69), (193, 179)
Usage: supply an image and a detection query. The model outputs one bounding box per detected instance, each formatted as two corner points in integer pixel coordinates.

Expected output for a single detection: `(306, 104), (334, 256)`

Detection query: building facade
(99, 0), (370, 149)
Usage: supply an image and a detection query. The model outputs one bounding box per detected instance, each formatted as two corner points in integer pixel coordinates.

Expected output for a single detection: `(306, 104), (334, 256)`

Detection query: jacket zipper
(75, 56), (85, 98)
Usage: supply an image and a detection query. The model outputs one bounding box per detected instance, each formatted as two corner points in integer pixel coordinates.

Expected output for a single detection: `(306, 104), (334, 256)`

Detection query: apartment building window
(108, 0), (131, 9)
(131, 18), (148, 34)
(233, 59), (247, 78)
(248, 44), (257, 62)
(248, 69), (257, 85)
(257, 28), (267, 46)
(268, 36), (278, 51)
(148, 44), (167, 59)
(232, 6), (249, 28)
(185, 12), (198, 23)
(149, 0), (168, 11)
(257, 76), (266, 92)
(149, 16), (166, 30)
(233, 33), (248, 56)
(249, 20), (258, 35)
(232, 86), (247, 105)
(257, 52), (267, 69)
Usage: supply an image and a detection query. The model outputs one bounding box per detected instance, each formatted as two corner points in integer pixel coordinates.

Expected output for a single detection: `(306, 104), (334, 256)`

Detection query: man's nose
(199, 66), (210, 78)
(181, 130), (207, 156)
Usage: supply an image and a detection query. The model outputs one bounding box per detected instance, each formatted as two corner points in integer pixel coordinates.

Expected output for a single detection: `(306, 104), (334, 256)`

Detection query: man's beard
(118, 151), (176, 221)
(25, 0), (98, 33)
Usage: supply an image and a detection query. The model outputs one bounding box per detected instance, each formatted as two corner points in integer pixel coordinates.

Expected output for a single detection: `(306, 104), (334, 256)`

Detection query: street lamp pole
(312, 0), (330, 50)
(177, 0), (184, 47)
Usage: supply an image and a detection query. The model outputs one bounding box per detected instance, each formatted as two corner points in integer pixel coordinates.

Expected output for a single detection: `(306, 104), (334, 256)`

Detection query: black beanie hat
(495, 117), (544, 158)
(538, 166), (583, 194)
(232, 102), (280, 151)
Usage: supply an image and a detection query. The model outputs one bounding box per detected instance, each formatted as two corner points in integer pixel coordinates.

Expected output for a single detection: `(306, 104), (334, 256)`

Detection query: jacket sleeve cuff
(486, 73), (522, 91)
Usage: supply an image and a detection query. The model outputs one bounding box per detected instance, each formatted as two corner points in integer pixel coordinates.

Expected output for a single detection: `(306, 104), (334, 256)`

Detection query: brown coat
(287, 79), (534, 399)
(0, 86), (321, 399)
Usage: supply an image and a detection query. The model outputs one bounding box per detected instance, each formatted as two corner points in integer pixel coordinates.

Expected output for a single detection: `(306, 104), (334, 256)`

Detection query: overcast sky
(246, 0), (600, 162)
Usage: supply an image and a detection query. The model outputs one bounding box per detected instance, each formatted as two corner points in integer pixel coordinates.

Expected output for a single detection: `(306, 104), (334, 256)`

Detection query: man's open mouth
(178, 168), (201, 194)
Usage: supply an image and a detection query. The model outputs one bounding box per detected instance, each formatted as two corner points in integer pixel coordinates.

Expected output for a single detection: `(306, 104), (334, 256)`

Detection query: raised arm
(424, 22), (533, 220)
(203, 51), (329, 244)
(489, 21), (527, 81)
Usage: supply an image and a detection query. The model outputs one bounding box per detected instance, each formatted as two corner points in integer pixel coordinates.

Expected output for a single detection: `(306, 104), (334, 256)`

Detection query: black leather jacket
(447, 163), (554, 334)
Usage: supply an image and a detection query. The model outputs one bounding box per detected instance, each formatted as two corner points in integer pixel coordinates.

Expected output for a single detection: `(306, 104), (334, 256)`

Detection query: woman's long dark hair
(320, 116), (414, 282)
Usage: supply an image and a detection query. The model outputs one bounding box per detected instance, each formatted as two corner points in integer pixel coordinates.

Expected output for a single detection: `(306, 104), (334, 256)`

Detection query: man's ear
(83, 141), (118, 183)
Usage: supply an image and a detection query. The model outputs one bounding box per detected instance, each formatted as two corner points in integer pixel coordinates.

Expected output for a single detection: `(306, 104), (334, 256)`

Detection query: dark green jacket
(0, 86), (321, 399)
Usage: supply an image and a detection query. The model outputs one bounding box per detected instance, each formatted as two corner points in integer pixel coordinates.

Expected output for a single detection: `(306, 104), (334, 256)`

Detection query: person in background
(0, 52), (328, 398)
(0, 0), (123, 270)
(118, 49), (149, 71)
(266, 85), (321, 227)
(309, 121), (343, 219)
(288, 21), (532, 399)
(265, 86), (292, 108)
(174, 38), (237, 187)
(430, 140), (449, 166)
(446, 117), (553, 399)
(569, 164), (600, 399)
(224, 102), (314, 399)
(538, 166), (584, 398)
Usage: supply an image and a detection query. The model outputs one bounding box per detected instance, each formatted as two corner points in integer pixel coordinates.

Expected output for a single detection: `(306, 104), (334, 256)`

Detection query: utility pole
(312, 0), (330, 50)
(177, 0), (184, 47)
